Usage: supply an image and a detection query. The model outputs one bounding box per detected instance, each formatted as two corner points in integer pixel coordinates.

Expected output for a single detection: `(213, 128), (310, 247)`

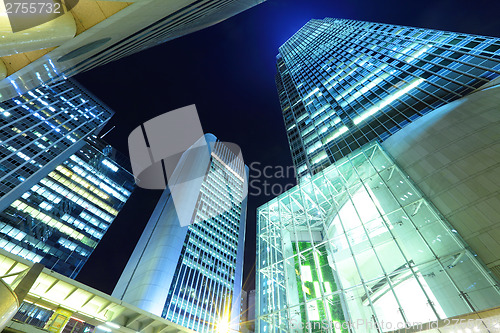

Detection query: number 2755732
(5, 2), (62, 14)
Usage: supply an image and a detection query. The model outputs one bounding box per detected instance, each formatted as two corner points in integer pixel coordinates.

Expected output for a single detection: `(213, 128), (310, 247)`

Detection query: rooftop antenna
(100, 125), (115, 139)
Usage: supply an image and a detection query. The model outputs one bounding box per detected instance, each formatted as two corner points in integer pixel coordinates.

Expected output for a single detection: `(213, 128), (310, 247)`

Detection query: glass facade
(0, 79), (134, 278)
(161, 141), (247, 332)
(256, 142), (500, 333)
(0, 79), (113, 198)
(276, 18), (500, 179)
(13, 301), (96, 333)
(0, 136), (135, 278)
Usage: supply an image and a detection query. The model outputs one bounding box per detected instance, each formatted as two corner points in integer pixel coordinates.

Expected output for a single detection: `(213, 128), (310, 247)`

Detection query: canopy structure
(0, 248), (193, 333)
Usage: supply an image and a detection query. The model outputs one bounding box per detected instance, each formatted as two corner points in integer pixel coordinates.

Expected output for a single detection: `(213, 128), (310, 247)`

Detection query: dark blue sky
(74, 0), (500, 293)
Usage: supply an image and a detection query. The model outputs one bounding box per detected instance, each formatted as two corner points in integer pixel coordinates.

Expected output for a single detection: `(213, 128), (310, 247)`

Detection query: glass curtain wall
(257, 142), (500, 333)
(0, 142), (134, 277)
(162, 141), (246, 332)
(276, 19), (500, 179)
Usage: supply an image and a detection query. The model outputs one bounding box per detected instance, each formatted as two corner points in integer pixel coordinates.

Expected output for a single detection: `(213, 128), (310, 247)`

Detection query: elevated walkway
(0, 248), (193, 333)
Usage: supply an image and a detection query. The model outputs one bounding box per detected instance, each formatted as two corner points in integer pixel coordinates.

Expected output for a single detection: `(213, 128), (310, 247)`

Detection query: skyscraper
(114, 134), (248, 333)
(257, 19), (500, 333)
(0, 80), (135, 277)
(0, 0), (265, 102)
(276, 18), (500, 180)
(0, 79), (113, 210)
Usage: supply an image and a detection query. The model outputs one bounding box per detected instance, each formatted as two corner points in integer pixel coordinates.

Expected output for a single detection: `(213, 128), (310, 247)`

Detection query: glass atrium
(257, 142), (500, 332)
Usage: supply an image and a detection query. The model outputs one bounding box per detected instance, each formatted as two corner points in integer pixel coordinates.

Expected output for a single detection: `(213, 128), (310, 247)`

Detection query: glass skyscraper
(0, 80), (135, 278)
(1, 136), (134, 278)
(276, 18), (500, 179)
(0, 79), (113, 207)
(114, 134), (247, 333)
(257, 18), (500, 333)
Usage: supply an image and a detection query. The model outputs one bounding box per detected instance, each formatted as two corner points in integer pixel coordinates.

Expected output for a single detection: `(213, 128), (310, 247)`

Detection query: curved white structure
(383, 78), (500, 280)
(0, 2), (76, 57)
(0, 0), (264, 102)
(0, 280), (18, 331)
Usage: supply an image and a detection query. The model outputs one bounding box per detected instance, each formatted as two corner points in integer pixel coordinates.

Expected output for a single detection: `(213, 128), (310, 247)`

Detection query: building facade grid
(276, 18), (500, 180)
(161, 141), (247, 333)
(0, 138), (135, 278)
(0, 80), (134, 278)
(0, 80), (113, 197)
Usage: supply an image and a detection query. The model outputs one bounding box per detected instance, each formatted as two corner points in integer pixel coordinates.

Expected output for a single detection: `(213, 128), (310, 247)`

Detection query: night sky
(74, 0), (500, 294)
